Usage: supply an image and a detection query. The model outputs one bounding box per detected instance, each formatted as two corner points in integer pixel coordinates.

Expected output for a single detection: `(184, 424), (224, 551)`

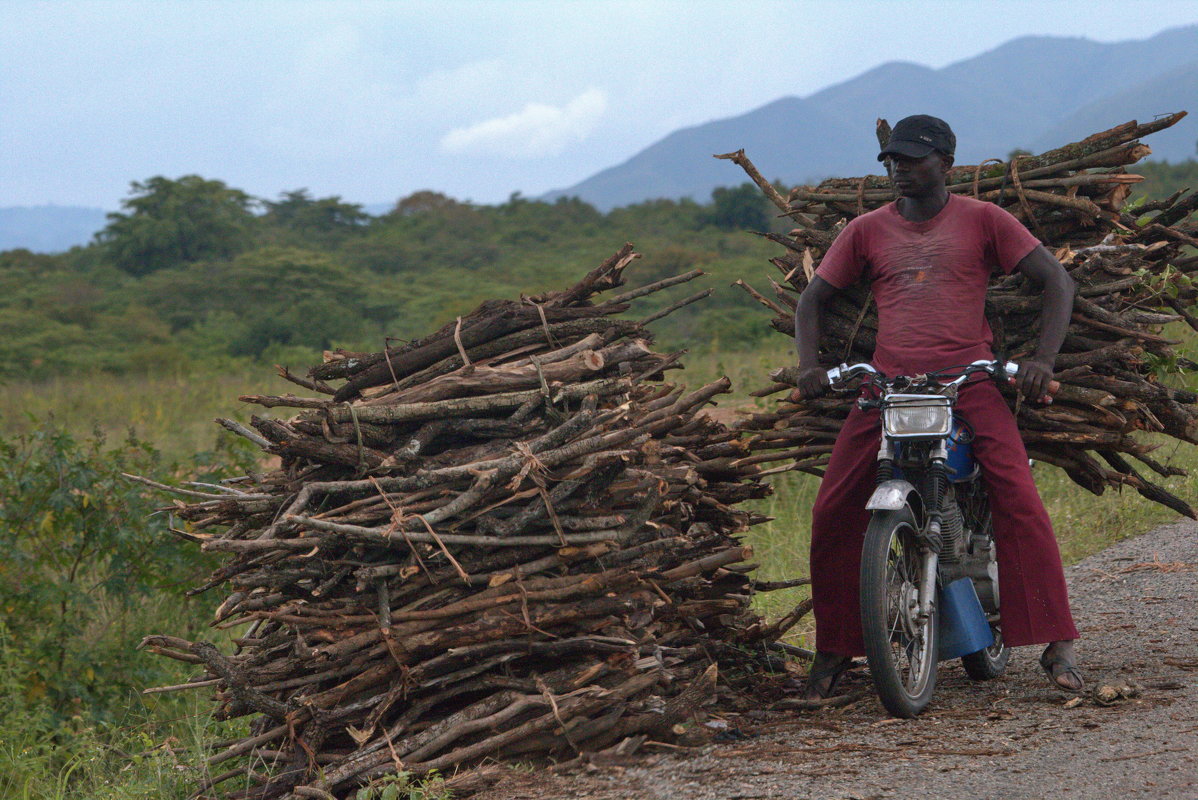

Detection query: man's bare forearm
(1013, 245), (1076, 399)
(794, 276), (838, 396)
(795, 292), (822, 367)
(1019, 246), (1076, 366)
(1033, 270), (1074, 365)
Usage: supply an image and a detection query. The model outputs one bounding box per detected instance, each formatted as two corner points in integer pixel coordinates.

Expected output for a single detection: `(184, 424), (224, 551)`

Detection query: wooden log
(384, 340), (653, 405)
(327, 377), (629, 425)
(333, 305), (629, 402)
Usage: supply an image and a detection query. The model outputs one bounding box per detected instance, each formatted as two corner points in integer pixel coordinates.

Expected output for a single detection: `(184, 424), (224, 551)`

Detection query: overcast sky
(3, 0), (1197, 211)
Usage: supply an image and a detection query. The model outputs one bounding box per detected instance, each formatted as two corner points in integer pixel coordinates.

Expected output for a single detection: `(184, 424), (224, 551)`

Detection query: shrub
(0, 424), (215, 716)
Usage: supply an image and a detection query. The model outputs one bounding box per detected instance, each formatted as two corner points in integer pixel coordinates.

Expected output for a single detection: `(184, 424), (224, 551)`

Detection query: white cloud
(440, 89), (608, 158)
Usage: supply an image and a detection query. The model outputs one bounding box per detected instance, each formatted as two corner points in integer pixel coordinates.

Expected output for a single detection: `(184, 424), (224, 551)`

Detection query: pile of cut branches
(723, 112), (1198, 517)
(137, 247), (787, 799)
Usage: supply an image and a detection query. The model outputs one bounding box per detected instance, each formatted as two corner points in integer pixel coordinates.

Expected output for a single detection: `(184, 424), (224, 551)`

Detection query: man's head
(878, 115), (956, 198)
(877, 115), (956, 162)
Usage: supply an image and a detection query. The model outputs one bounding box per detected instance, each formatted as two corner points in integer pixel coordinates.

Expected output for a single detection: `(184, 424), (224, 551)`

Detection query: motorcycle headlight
(883, 396), (952, 439)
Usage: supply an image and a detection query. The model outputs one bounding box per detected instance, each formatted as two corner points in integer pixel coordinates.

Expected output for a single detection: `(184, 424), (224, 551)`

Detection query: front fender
(866, 479), (924, 523)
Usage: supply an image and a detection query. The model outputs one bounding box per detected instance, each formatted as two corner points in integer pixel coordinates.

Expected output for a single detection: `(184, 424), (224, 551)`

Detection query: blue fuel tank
(944, 416), (977, 483)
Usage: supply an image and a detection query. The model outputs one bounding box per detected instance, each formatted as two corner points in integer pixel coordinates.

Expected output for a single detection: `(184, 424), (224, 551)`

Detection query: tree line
(1, 162), (1194, 377)
(0, 177), (783, 375)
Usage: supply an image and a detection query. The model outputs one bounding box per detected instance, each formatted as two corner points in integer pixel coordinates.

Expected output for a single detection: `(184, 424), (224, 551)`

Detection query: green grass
(0, 365), (270, 463)
(0, 611), (243, 800)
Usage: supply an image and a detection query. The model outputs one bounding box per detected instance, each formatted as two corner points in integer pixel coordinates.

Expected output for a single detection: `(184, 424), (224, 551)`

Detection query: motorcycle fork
(875, 436), (948, 624)
(917, 441), (950, 622)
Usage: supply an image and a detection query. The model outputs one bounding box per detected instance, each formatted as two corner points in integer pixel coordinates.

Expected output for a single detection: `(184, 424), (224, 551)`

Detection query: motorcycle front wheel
(860, 505), (938, 718)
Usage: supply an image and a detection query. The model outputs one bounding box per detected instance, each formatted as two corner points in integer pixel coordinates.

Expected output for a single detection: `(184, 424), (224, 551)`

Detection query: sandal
(803, 652), (853, 701)
(1039, 648), (1085, 693)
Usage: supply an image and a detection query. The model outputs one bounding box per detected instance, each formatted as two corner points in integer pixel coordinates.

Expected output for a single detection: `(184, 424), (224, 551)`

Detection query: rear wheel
(860, 505), (938, 718)
(961, 629), (1011, 680)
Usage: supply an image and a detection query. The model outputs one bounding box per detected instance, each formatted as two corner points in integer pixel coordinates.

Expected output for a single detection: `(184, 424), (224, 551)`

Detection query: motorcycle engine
(938, 487), (1001, 615)
(937, 487), (967, 565)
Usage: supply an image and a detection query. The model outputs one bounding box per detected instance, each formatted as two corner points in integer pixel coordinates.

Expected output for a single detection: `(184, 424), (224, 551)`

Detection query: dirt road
(488, 520), (1198, 800)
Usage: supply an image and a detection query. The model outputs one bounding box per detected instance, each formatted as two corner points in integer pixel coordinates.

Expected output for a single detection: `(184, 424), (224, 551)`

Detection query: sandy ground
(484, 519), (1198, 800)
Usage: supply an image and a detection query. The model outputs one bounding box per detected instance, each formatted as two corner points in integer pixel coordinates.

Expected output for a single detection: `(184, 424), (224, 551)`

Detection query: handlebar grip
(1004, 362), (1059, 404)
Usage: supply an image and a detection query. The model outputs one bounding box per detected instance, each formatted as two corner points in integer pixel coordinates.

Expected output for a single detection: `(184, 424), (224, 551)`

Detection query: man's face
(883, 151), (952, 197)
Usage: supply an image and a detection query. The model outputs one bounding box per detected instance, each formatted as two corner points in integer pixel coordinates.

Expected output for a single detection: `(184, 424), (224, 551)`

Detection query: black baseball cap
(877, 115), (956, 161)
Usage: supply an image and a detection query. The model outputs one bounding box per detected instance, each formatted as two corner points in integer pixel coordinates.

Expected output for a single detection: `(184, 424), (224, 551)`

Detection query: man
(795, 115), (1084, 699)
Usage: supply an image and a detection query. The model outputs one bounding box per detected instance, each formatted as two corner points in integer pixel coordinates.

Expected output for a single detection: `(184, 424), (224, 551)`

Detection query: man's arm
(794, 275), (840, 397)
(1014, 244), (1076, 400)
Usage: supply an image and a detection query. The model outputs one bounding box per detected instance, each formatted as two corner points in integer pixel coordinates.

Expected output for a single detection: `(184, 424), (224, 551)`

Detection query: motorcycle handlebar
(824, 362), (878, 385)
(825, 360), (1058, 398)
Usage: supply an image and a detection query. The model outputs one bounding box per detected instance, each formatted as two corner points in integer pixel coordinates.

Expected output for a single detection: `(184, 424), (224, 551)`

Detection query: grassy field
(0, 364), (266, 459)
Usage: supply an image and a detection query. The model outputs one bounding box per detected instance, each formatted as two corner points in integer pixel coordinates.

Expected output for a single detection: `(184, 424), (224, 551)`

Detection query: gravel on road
(485, 520), (1198, 800)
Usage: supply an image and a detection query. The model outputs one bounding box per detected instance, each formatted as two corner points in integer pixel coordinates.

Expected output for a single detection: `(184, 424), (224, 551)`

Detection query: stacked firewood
(722, 112), (1198, 517)
(137, 247), (787, 799)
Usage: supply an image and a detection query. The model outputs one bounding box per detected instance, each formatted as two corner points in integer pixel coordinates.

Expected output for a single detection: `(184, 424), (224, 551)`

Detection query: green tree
(1134, 159), (1198, 204)
(390, 189), (465, 217)
(98, 175), (257, 275)
(140, 246), (396, 357)
(708, 183), (770, 231)
(263, 188), (368, 243)
(351, 193), (499, 274)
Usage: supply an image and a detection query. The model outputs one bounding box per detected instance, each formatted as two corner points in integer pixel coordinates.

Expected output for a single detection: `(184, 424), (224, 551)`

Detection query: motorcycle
(824, 359), (1052, 718)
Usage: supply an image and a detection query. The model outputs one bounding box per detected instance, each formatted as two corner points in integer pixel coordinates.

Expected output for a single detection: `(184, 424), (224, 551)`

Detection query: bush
(0, 424), (217, 716)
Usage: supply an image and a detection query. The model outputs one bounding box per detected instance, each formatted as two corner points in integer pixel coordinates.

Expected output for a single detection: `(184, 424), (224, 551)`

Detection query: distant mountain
(1031, 60), (1198, 159)
(545, 25), (1198, 210)
(0, 206), (109, 253)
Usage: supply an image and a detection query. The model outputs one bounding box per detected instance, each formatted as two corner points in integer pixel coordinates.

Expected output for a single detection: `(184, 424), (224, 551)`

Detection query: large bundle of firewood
(722, 112), (1198, 517)
(137, 247), (790, 799)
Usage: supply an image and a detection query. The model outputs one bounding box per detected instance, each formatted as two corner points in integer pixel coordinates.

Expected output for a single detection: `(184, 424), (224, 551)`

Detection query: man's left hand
(1015, 359), (1055, 401)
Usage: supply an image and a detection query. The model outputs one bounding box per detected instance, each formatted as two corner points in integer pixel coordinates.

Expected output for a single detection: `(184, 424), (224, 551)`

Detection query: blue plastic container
(944, 416), (978, 483)
(938, 578), (993, 660)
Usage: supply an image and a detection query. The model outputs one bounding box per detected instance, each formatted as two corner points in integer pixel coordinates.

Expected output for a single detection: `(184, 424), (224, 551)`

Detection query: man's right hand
(797, 366), (831, 398)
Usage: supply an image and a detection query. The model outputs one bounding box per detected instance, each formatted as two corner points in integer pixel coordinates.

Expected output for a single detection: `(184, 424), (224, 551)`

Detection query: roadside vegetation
(1, 163), (1195, 797)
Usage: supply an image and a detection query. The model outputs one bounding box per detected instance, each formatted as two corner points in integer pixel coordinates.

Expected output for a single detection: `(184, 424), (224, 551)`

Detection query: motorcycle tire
(860, 505), (939, 718)
(961, 629), (1011, 680)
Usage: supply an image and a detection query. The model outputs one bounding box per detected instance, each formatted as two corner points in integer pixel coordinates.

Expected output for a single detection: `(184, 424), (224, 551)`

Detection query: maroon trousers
(810, 379), (1079, 656)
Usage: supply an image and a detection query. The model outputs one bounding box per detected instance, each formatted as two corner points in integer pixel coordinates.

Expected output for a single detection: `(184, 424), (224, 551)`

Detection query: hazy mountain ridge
(545, 25), (1198, 210)
(1031, 61), (1198, 158)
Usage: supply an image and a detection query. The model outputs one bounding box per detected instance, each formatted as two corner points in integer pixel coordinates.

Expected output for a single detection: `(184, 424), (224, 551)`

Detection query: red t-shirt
(814, 194), (1041, 377)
